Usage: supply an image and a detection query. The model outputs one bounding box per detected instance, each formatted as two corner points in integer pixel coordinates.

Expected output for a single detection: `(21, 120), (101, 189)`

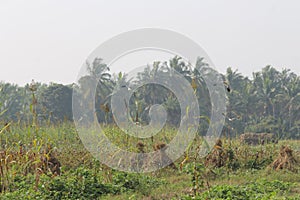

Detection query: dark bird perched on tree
(213, 81), (231, 92)
(223, 81), (231, 92)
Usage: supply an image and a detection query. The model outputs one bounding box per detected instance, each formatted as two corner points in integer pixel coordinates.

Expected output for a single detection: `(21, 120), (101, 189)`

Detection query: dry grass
(240, 132), (277, 145)
(270, 145), (299, 172)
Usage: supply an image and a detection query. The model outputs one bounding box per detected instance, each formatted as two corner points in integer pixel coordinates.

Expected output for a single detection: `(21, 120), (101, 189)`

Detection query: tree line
(0, 57), (299, 138)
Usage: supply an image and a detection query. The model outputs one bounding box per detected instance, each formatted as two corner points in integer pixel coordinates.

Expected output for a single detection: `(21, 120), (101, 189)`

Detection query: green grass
(0, 123), (299, 199)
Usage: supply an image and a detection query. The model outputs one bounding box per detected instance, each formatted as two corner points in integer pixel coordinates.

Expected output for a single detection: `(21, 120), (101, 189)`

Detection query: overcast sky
(0, 0), (299, 85)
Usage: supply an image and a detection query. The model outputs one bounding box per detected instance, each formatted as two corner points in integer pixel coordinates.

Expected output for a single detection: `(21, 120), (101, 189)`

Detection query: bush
(182, 179), (293, 200)
(1, 167), (166, 199)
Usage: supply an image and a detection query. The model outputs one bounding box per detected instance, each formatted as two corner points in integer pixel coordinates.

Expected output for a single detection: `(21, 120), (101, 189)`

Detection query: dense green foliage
(1, 168), (165, 199)
(1, 57), (299, 138)
(183, 179), (295, 200)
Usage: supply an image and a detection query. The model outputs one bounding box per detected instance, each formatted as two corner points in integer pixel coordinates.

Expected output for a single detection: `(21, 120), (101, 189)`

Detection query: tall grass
(0, 119), (299, 198)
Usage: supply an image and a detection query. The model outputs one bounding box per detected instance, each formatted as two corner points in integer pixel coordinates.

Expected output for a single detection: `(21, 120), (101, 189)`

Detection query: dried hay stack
(270, 145), (298, 172)
(240, 133), (277, 145)
(131, 142), (177, 171)
(153, 142), (177, 170)
(205, 139), (227, 168)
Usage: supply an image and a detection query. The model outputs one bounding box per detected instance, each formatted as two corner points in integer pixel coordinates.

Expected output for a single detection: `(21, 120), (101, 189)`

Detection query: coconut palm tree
(77, 58), (113, 124)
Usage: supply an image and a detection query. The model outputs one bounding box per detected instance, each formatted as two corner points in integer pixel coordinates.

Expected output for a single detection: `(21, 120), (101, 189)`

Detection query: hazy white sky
(0, 0), (299, 85)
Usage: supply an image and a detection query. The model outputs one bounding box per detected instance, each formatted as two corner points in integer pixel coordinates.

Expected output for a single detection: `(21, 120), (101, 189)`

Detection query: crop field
(1, 54), (300, 199)
(2, 1), (300, 199)
(0, 123), (299, 199)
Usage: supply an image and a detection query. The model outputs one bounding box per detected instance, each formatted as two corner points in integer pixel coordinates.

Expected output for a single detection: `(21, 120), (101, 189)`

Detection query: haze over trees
(0, 57), (299, 139)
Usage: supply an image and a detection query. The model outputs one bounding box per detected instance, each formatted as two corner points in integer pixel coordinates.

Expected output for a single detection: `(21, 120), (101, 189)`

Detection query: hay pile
(153, 142), (177, 170)
(240, 133), (277, 145)
(205, 139), (227, 168)
(270, 145), (298, 172)
(131, 142), (177, 171)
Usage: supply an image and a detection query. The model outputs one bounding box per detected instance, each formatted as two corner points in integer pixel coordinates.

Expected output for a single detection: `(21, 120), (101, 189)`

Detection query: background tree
(39, 83), (73, 122)
(0, 57), (299, 139)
